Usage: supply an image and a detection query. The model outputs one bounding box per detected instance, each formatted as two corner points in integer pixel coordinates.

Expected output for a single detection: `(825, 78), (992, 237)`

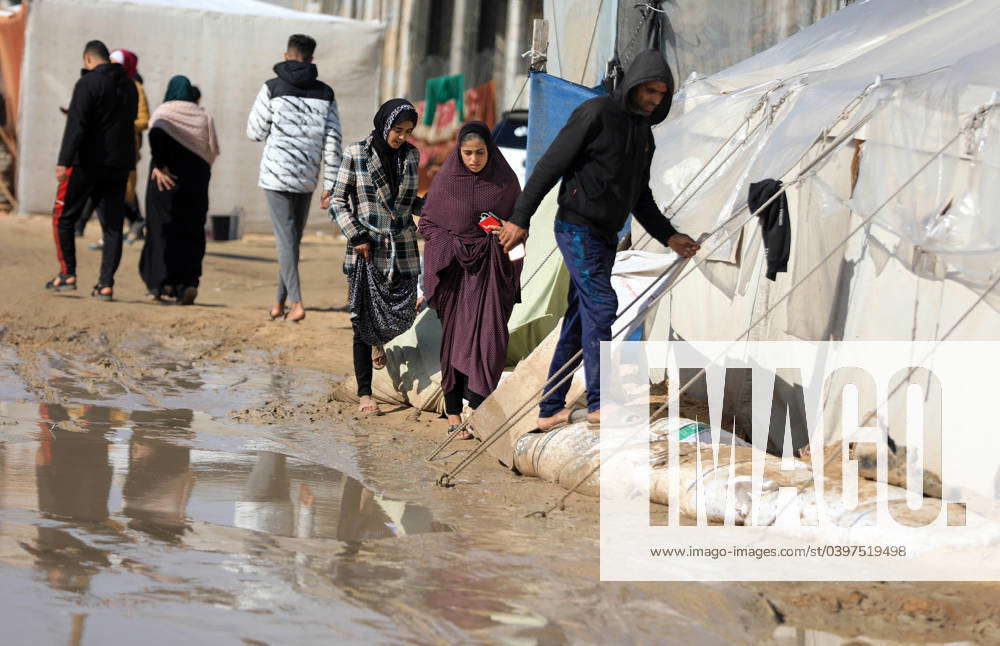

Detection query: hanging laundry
(748, 178), (791, 281)
(423, 73), (464, 126)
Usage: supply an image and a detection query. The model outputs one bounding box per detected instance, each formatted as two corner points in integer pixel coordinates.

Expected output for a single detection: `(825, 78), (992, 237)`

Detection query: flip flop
(91, 285), (113, 302)
(448, 424), (474, 440)
(44, 274), (77, 292)
(358, 405), (381, 417)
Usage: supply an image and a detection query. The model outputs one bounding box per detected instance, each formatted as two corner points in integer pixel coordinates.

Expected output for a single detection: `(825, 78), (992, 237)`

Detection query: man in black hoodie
(497, 49), (700, 429)
(47, 40), (138, 300)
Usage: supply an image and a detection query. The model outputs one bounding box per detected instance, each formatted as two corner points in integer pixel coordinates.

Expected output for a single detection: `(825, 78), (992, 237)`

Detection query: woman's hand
(354, 243), (371, 261)
(152, 167), (178, 191)
(484, 224), (502, 235)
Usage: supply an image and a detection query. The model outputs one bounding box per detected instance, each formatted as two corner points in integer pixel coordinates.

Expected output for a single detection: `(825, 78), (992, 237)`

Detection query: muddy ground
(2, 212), (998, 645)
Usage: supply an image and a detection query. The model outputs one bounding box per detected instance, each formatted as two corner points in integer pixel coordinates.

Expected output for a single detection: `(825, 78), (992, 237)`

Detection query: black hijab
(371, 98), (418, 204)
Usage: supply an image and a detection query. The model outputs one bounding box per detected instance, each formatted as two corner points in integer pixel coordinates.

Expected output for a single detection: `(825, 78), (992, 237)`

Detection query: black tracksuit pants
(53, 166), (129, 287)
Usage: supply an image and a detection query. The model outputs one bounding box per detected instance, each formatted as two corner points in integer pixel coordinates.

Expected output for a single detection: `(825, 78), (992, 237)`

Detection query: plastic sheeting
(524, 72), (604, 180)
(17, 0), (382, 230)
(513, 420), (997, 533)
(637, 0), (1000, 486)
(650, 0), (1000, 263)
(656, 0), (847, 84)
(542, 0), (617, 89)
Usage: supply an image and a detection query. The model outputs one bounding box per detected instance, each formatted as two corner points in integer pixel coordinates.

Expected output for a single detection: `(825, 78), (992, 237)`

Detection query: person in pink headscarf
(110, 49), (149, 239)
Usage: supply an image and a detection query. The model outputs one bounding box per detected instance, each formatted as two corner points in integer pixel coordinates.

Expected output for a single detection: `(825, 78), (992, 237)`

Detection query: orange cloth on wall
(411, 80), (497, 195)
(0, 3), (27, 137)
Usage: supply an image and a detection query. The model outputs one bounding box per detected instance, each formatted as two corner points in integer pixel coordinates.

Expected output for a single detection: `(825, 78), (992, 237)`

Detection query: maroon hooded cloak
(418, 121), (523, 398)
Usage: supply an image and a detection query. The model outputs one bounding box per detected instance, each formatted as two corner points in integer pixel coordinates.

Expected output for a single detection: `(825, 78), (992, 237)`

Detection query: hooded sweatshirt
(508, 50), (678, 246)
(58, 62), (139, 170)
(247, 59), (342, 194)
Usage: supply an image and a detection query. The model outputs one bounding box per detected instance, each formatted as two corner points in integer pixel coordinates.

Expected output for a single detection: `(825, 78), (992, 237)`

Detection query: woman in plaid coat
(331, 99), (421, 416)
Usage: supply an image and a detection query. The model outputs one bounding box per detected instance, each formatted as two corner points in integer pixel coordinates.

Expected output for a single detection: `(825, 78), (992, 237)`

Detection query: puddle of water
(0, 406), (449, 542)
(4, 345), (966, 645)
(0, 349), (582, 645)
(0, 407), (455, 644)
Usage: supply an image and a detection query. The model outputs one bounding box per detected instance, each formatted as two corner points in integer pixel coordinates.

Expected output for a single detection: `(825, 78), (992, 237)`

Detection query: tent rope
(634, 76), (883, 249)
(428, 106), (869, 478)
(516, 81), (786, 300)
(427, 81), (884, 474)
(529, 101), (998, 518)
(580, 0), (607, 85)
(632, 83), (786, 249)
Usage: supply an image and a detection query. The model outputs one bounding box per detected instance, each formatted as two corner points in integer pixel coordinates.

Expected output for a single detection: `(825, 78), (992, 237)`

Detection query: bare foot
(586, 409), (600, 425)
(268, 302), (285, 320)
(537, 408), (572, 431)
(358, 395), (379, 415)
(286, 301), (306, 322)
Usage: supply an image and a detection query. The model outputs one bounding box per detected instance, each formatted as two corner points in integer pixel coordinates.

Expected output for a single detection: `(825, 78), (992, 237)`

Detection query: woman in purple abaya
(418, 122), (523, 439)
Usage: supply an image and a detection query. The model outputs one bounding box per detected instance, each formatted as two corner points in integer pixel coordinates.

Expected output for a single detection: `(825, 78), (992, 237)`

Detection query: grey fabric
(265, 189), (312, 303)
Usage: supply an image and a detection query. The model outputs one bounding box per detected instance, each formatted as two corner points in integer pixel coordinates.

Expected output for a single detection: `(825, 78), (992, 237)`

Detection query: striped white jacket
(246, 60), (342, 194)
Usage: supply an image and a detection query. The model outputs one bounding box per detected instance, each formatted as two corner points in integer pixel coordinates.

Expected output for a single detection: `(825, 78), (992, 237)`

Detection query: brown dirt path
(3, 213), (999, 645)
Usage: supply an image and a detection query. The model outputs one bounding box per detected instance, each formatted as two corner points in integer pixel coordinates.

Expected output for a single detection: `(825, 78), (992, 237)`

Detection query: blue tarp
(524, 72), (605, 180)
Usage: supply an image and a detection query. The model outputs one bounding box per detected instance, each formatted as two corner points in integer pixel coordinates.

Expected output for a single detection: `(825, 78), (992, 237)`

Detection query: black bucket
(210, 214), (238, 241)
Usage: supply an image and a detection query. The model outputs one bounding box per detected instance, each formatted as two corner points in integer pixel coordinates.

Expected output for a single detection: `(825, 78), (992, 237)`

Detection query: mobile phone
(479, 212), (502, 232)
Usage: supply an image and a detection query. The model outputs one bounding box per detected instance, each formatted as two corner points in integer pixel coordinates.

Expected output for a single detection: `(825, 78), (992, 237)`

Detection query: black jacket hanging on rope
(748, 179), (790, 281)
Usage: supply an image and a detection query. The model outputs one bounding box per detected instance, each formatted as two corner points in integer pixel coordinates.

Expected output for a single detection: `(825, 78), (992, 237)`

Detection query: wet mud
(2, 216), (999, 644)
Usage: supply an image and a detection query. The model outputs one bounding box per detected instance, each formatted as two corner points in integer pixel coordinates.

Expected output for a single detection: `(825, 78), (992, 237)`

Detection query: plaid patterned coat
(330, 135), (421, 278)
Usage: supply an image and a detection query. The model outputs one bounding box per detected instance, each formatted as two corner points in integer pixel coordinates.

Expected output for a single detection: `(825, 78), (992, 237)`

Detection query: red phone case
(479, 213), (502, 232)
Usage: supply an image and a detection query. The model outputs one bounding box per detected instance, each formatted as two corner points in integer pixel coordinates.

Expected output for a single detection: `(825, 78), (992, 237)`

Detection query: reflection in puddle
(0, 398), (458, 643)
(0, 347), (761, 645)
(5, 401), (449, 547)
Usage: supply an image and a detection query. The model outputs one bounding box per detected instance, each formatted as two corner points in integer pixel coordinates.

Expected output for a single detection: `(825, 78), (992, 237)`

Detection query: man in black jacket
(46, 40), (138, 300)
(497, 49), (699, 429)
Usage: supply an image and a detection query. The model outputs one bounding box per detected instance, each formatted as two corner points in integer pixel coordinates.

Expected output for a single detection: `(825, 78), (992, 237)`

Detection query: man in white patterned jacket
(247, 33), (341, 323)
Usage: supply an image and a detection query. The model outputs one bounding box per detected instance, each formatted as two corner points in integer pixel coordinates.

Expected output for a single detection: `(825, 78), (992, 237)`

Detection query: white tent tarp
(639, 0), (1000, 492)
(18, 0), (383, 230)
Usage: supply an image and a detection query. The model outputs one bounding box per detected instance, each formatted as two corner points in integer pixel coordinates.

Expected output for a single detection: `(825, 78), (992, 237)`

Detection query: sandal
(448, 424), (474, 441)
(372, 345), (386, 370)
(178, 286), (198, 306)
(45, 274), (77, 292)
(358, 403), (381, 417)
(91, 285), (113, 302)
